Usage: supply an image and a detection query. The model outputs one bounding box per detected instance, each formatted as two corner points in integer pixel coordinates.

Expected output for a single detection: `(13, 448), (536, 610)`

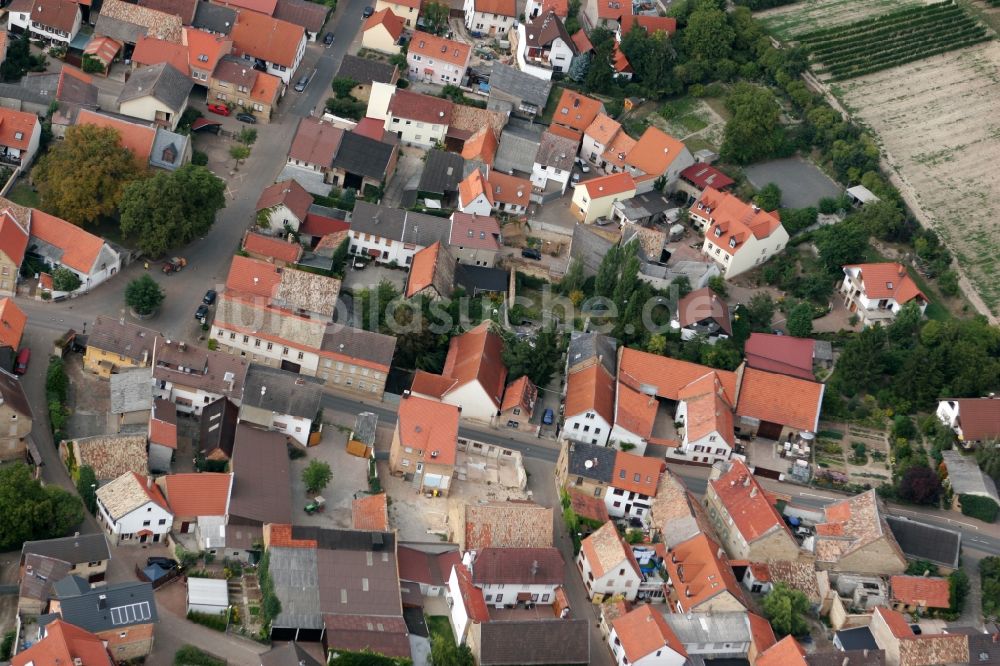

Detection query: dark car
(236, 112), (257, 124)
(542, 408), (555, 425)
(363, 5), (374, 16)
(203, 289), (217, 305)
(323, 31), (335, 45)
(293, 71), (312, 92)
(195, 304), (209, 321)
(147, 557), (178, 569)
(521, 247), (542, 260)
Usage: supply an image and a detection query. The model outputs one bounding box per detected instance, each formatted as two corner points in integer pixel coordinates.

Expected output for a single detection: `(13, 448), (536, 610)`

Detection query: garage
(756, 420), (784, 440)
(186, 578), (230, 616)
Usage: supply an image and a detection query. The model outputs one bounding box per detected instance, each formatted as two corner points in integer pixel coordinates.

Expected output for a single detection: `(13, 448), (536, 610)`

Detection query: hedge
(186, 610), (228, 632)
(173, 645), (226, 666)
(959, 494), (999, 523)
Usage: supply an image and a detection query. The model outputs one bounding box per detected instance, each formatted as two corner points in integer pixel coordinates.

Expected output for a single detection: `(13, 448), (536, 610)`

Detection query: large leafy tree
(814, 220), (868, 273)
(504, 324), (563, 388)
(119, 165), (225, 257)
(125, 274), (165, 316)
(302, 460), (332, 494)
(33, 124), (144, 225)
(898, 464), (942, 505)
(762, 583), (810, 637)
(786, 301), (814, 338)
(0, 463), (84, 550)
(720, 82), (784, 164)
(422, 1), (450, 35)
(619, 27), (677, 95)
(682, 1), (734, 64)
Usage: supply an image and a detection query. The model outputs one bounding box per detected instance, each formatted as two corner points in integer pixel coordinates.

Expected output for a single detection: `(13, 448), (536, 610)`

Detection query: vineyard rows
(798, 1), (992, 81)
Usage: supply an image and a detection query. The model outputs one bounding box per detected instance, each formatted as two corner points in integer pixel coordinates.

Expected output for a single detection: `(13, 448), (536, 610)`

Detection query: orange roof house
(391, 394), (460, 493)
(242, 230), (304, 265)
(756, 635), (807, 666)
(408, 30), (471, 67)
(584, 112), (621, 146)
(564, 362), (616, 442)
(692, 186), (783, 247)
(842, 262), (928, 325)
(11, 619), (113, 666)
(812, 489), (907, 574)
(597, 0), (628, 22)
(161, 472), (233, 517)
(224, 254), (282, 299)
(132, 36), (190, 75)
(890, 575), (951, 610)
(552, 89), (604, 134)
(0, 199), (30, 275)
(663, 532), (749, 613)
(486, 170), (531, 210)
(183, 27), (231, 76)
(500, 375), (537, 419)
(0, 297), (26, 349)
(618, 14), (677, 37)
(76, 109), (156, 164)
(28, 209), (110, 276)
(405, 241), (455, 299)
(577, 520), (644, 601)
(461, 126), (499, 166)
(363, 8), (405, 46)
(579, 172), (636, 199)
(623, 126), (689, 184)
(256, 178), (314, 226)
(611, 449), (663, 496)
(0, 107), (40, 158)
(231, 11), (305, 72)
(611, 605), (687, 665)
(735, 366), (824, 434)
(149, 398), (178, 450)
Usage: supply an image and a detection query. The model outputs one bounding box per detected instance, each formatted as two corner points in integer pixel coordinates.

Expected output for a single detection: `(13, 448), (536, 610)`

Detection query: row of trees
(0, 463), (83, 551)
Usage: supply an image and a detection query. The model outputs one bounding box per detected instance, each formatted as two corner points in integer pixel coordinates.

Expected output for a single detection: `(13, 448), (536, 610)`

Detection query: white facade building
(96, 473), (174, 546)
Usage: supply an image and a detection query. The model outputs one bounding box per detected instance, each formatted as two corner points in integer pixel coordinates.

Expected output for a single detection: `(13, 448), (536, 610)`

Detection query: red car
(207, 103), (231, 116)
(14, 347), (29, 375)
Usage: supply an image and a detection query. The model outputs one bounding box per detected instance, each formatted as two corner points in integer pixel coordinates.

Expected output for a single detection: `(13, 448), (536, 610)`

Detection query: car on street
(363, 5), (374, 16)
(323, 31), (334, 45)
(207, 103), (230, 116)
(293, 71), (312, 92)
(571, 172), (581, 183)
(195, 304), (209, 321)
(236, 113), (257, 124)
(13, 347), (30, 375)
(521, 247), (542, 260)
(203, 289), (217, 305)
(542, 408), (555, 425)
(574, 157), (590, 173)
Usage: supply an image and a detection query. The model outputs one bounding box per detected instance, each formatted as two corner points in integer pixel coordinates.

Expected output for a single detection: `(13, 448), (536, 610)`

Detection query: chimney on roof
(717, 546), (724, 559)
(742, 474), (750, 487)
(750, 486), (757, 498)
(147, 475), (153, 489)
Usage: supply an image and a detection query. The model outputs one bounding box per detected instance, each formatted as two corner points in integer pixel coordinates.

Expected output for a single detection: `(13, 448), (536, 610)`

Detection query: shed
(846, 185), (880, 206)
(186, 577), (229, 615)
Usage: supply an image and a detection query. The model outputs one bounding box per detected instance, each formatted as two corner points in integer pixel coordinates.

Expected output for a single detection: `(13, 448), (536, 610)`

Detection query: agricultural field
(837, 40), (1000, 314)
(755, 0), (922, 40)
(797, 2), (990, 81)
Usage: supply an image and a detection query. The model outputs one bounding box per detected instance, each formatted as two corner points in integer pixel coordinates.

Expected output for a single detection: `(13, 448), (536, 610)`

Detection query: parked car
(207, 103), (230, 116)
(203, 289), (217, 305)
(363, 5), (374, 16)
(323, 31), (335, 45)
(293, 72), (312, 92)
(571, 172), (581, 183)
(542, 408), (555, 425)
(13, 347), (30, 375)
(574, 157), (591, 173)
(195, 304), (209, 321)
(521, 247), (542, 260)
(236, 113), (257, 124)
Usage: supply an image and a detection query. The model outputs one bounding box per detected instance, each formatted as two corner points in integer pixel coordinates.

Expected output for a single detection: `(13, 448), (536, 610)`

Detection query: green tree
(422, 1), (450, 34)
(559, 259), (586, 296)
(753, 183), (782, 211)
(51, 267), (82, 293)
(46, 356), (69, 402)
(358, 280), (401, 333)
(125, 274), (165, 316)
(237, 127), (258, 146)
(747, 293), (775, 331)
(33, 124), (144, 226)
(671, 275), (692, 298)
(707, 275), (728, 297)
(683, 2), (734, 63)
(332, 77), (357, 99)
(0, 463), (84, 551)
(585, 39), (615, 93)
(229, 143), (251, 168)
(647, 334), (668, 356)
(814, 221), (868, 273)
(119, 165), (226, 257)
(720, 83), (784, 164)
(594, 244), (621, 298)
(302, 460), (333, 494)
(898, 464), (941, 505)
(330, 236), (350, 277)
(504, 325), (563, 388)
(619, 27), (676, 94)
(431, 633), (474, 666)
(762, 583), (810, 637)
(568, 52), (590, 82)
(700, 339), (742, 370)
(76, 465), (98, 514)
(948, 569), (970, 615)
(982, 556), (1000, 620)
(325, 96), (366, 120)
(852, 199), (904, 240)
(786, 301), (814, 338)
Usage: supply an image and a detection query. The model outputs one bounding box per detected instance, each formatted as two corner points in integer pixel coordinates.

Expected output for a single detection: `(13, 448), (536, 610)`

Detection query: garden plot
(756, 0), (922, 41)
(837, 41), (1000, 314)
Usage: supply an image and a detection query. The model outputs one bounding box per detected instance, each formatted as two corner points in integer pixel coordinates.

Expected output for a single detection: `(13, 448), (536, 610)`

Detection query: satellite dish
(584, 459), (594, 469)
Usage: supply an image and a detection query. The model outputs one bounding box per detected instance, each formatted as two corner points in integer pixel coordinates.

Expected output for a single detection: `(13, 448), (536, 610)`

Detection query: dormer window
(14, 132), (22, 140)
(714, 226), (722, 237)
(198, 54), (209, 62)
(729, 237), (737, 248)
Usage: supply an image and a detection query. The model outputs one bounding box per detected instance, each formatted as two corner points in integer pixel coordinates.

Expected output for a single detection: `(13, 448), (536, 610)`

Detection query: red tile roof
(397, 394), (459, 466)
(459, 169), (491, 208)
(405, 241), (443, 297)
(76, 109), (155, 164)
(695, 187), (784, 256)
(397, 546), (462, 586)
(844, 262), (926, 305)
(442, 321), (507, 409)
(710, 459), (791, 544)
(614, 379), (658, 439)
(744, 332), (815, 381)
(0, 107), (39, 152)
(363, 8), (405, 41)
(266, 523), (318, 549)
(149, 398), (177, 449)
(567, 487), (610, 522)
(553, 89), (603, 133)
(571, 29), (592, 53)
(163, 472), (232, 516)
(454, 565), (489, 621)
(680, 163), (734, 190)
(612, 43), (632, 74)
(11, 619), (113, 666)
(676, 287), (732, 334)
(353, 117), (386, 141)
(501, 375), (536, 415)
(580, 172), (636, 198)
(580, 520), (636, 579)
(256, 178), (313, 222)
(30, 0), (79, 34)
(545, 122), (582, 143)
(461, 126), (498, 166)
(748, 612), (777, 655)
(618, 14), (677, 36)
(874, 606), (914, 639)
(949, 398), (1000, 442)
(301, 211), (349, 237)
(450, 212), (501, 251)
(612, 605), (687, 663)
(225, 254), (281, 298)
(539, 0), (568, 16)
(678, 372), (734, 446)
(618, 347), (737, 402)
(472, 0), (515, 16)
(409, 30), (471, 67)
(471, 547), (564, 585)
(132, 36), (190, 75)
(486, 170), (531, 208)
(565, 363), (615, 423)
(735, 366), (824, 433)
(0, 298), (26, 349)
(388, 88), (454, 125)
(626, 126), (686, 181)
(891, 575), (951, 609)
(756, 635), (807, 666)
(289, 117), (345, 167)
(216, 0), (278, 15)
(183, 28), (230, 74)
(243, 231), (303, 264)
(352, 493), (389, 531)
(28, 209), (106, 274)
(597, 0), (628, 20)
(0, 201), (30, 266)
(584, 113), (621, 145)
(410, 369), (457, 398)
(663, 533), (747, 612)
(611, 450), (663, 495)
(231, 11), (304, 69)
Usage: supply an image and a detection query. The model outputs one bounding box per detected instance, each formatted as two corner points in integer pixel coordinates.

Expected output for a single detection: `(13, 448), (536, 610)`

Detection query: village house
(889, 575), (951, 614)
(335, 55), (399, 104)
(388, 393), (460, 495)
(840, 262), (929, 326)
(76, 109), (191, 172)
(562, 334), (617, 446)
(672, 287), (731, 343)
(329, 128), (399, 196)
(648, 469), (715, 547)
(448, 499), (553, 551)
(347, 201), (451, 266)
(692, 187), (788, 278)
(84, 316), (158, 378)
(227, 426), (293, 549)
(62, 434), (148, 485)
(582, 113), (622, 167)
(147, 399), (177, 473)
(255, 178), (312, 234)
(869, 606), (969, 666)
(410, 321), (508, 423)
(230, 10), (307, 85)
(577, 521), (643, 602)
(199, 397), (239, 463)
(158, 472), (233, 553)
(50, 579), (158, 661)
(936, 396), (1000, 447)
(184, 27), (232, 86)
(449, 212), (502, 267)
(238, 364), (324, 446)
(551, 89), (604, 141)
(487, 63), (552, 119)
(131, 36), (190, 76)
(283, 119), (345, 194)
(499, 375), (537, 431)
(458, 168), (532, 216)
(743, 332), (821, 381)
(571, 172), (637, 223)
(678, 163), (734, 197)
(95, 471), (174, 546)
(28, 209), (121, 294)
(385, 88), (454, 148)
(375, 0), (419, 26)
(209, 55), (283, 123)
(609, 605), (688, 666)
(526, 0), (567, 17)
(8, 0), (82, 46)
(557, 440), (619, 511)
(0, 367), (32, 461)
(152, 337), (249, 414)
(663, 533), (749, 613)
(116, 62), (193, 131)
(812, 490), (908, 574)
(468, 619), (590, 665)
(0, 199), (30, 297)
(407, 31), (471, 86)
(463, 0), (516, 36)
(941, 450), (1000, 514)
(405, 242), (456, 300)
(605, 126), (693, 193)
(532, 129), (579, 196)
(11, 619), (114, 666)
(605, 449), (664, 520)
(514, 11), (578, 79)
(704, 459), (801, 561)
(242, 231), (304, 267)
(361, 8), (405, 55)
(21, 534), (110, 589)
(0, 106), (42, 167)
(398, 545), (462, 598)
(465, 547), (564, 606)
(734, 365), (824, 441)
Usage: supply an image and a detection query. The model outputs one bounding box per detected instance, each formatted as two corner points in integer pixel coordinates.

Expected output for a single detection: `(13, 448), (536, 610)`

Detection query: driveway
(383, 150), (426, 208)
(341, 261), (408, 294)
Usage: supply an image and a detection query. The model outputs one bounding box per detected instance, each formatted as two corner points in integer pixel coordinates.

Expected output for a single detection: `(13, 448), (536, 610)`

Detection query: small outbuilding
(186, 577), (229, 616)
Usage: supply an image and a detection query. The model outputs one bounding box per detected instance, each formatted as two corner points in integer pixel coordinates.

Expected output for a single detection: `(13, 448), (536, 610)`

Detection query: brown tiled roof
(273, 266), (342, 317)
(757, 635), (807, 666)
(183, 28), (231, 74)
(215, 0), (277, 15)
(524, 11), (574, 51)
(767, 560), (822, 603)
(351, 493), (389, 531)
(274, 0), (329, 33)
(618, 14), (677, 36)
(744, 332), (816, 381)
(162, 472), (232, 517)
(10, 620), (113, 666)
(898, 635), (969, 666)
(99, 0), (182, 42)
(397, 546), (462, 587)
(564, 361), (615, 422)
(748, 612), (777, 654)
(96, 471), (170, 520)
(440, 321), (507, 408)
(30, 0), (79, 34)
(231, 11), (305, 69)
(676, 287), (732, 334)
(0, 107), (39, 153)
(405, 241), (453, 298)
(472, 547), (563, 585)
(229, 424), (292, 524)
(611, 450), (663, 495)
(580, 520), (633, 579)
(566, 487), (610, 522)
(152, 336), (249, 398)
(388, 88), (453, 125)
(132, 36), (189, 74)
(460, 500), (553, 550)
(553, 89), (603, 133)
(486, 170), (531, 208)
(950, 397), (1000, 442)
(85, 316), (159, 365)
(449, 212), (501, 251)
(648, 469), (714, 545)
(139, 0), (197, 23)
(72, 434), (148, 481)
(256, 178), (313, 221)
(814, 490), (906, 565)
(454, 565), (489, 621)
(149, 398), (177, 449)
(662, 533), (748, 613)
(500, 375), (536, 415)
(397, 394), (459, 465)
(288, 117), (344, 166)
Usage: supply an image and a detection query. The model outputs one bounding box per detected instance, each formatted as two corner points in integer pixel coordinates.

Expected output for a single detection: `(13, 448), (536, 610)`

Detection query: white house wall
(563, 411), (612, 446)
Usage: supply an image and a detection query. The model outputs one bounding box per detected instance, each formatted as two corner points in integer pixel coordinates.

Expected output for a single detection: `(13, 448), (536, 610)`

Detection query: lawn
(540, 85), (566, 124)
(6, 182), (39, 208)
(427, 615), (455, 648)
(659, 97), (709, 134)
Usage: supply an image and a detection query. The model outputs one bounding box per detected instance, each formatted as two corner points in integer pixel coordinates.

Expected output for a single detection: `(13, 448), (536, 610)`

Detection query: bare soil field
(756, 0), (922, 40)
(835, 41), (1000, 314)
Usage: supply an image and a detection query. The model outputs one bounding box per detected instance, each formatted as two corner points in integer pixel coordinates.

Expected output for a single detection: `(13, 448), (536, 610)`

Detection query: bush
(51, 267), (81, 292)
(125, 274), (165, 316)
(982, 556), (1000, 620)
(174, 645), (226, 666)
(186, 610), (228, 632)
(192, 151), (209, 166)
(959, 494), (999, 523)
(1, 631), (14, 661)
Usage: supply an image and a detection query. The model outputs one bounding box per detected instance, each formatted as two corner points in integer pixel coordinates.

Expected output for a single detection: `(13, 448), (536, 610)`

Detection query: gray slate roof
(21, 533), (110, 566)
(95, 14), (147, 44)
(478, 619), (590, 665)
(110, 367), (153, 414)
(535, 130), (577, 170)
(336, 55), (397, 86)
(567, 331), (617, 376)
(192, 2), (236, 34)
(350, 201), (407, 241)
(663, 611), (750, 646)
(418, 149), (465, 195)
(117, 62), (193, 113)
(274, 0), (329, 33)
(942, 450), (1000, 503)
(885, 515), (962, 570)
(270, 545), (323, 629)
(835, 626), (879, 650)
(20, 553), (72, 604)
(242, 364), (324, 420)
(494, 120), (543, 175)
(353, 412), (378, 447)
(57, 580), (158, 633)
(260, 642), (323, 666)
(488, 63), (552, 110)
(229, 424), (293, 525)
(321, 323), (397, 369)
(565, 440), (616, 483)
(200, 397), (239, 459)
(455, 264), (508, 295)
(150, 128), (189, 170)
(332, 131), (395, 181)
